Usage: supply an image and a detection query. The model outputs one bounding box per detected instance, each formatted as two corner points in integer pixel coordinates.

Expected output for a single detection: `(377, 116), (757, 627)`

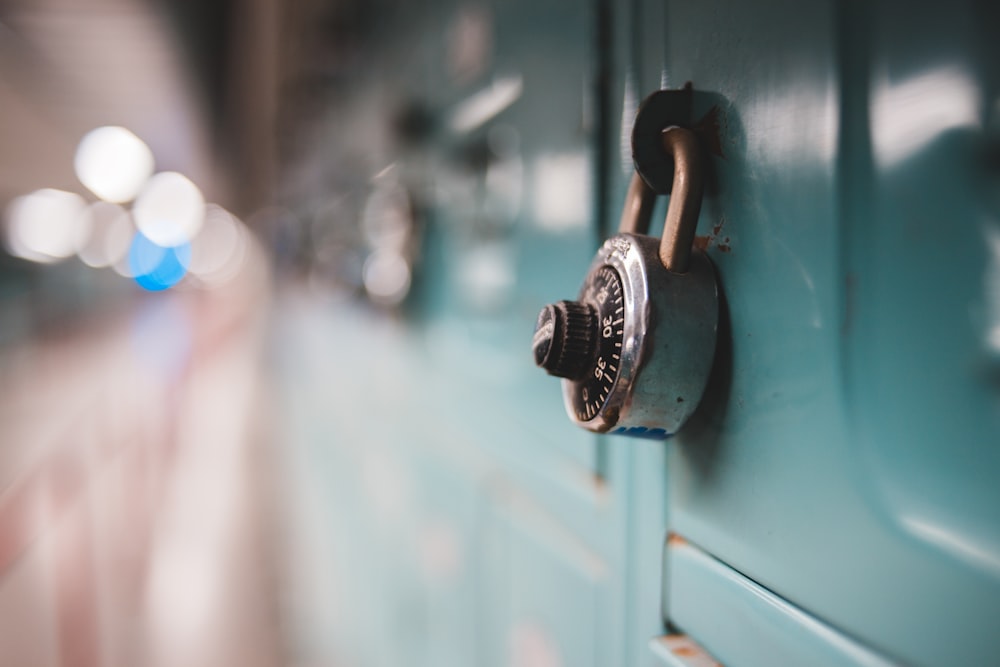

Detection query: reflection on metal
(901, 514), (1000, 579)
(532, 151), (590, 231)
(743, 82), (838, 166)
(450, 75), (524, 134)
(872, 65), (981, 167)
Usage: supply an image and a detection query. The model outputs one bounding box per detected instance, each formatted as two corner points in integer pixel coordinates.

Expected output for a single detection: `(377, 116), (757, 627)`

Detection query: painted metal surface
(653, 0), (1000, 664)
(270, 7), (634, 665)
(666, 539), (897, 667)
(273, 293), (630, 667)
(649, 635), (721, 667)
(269, 0), (1000, 665)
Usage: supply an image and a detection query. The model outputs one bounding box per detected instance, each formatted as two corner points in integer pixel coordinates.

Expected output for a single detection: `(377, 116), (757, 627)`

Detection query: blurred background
(0, 0), (604, 664)
(0, 0), (279, 665)
(1, 0), (999, 666)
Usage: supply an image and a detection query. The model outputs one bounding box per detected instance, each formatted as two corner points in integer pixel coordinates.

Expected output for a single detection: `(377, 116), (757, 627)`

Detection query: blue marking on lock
(611, 426), (669, 440)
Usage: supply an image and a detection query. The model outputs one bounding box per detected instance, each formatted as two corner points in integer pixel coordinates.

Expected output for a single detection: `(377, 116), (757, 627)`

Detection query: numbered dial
(571, 266), (625, 422)
(533, 266), (626, 423)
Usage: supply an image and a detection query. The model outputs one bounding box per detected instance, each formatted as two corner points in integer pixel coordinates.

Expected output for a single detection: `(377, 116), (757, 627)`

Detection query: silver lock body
(533, 125), (719, 439)
(562, 232), (718, 437)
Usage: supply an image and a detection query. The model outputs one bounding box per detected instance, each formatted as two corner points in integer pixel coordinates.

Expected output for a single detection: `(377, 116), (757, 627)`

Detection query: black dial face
(570, 266), (625, 422)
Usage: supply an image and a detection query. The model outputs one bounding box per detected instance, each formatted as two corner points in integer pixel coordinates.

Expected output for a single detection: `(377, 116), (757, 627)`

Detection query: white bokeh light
(363, 249), (411, 306)
(133, 171), (205, 247)
(188, 205), (247, 286)
(4, 189), (90, 263)
(111, 226), (138, 278)
(74, 126), (155, 203)
(78, 201), (134, 268)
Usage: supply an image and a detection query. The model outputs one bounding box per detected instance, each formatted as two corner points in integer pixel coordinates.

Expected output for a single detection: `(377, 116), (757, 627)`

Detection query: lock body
(559, 232), (717, 438)
(532, 122), (719, 439)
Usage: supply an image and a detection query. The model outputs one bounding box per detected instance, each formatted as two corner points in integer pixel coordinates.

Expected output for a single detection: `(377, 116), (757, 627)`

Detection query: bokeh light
(3, 188), (90, 263)
(78, 201), (134, 268)
(111, 223), (140, 278)
(128, 232), (192, 291)
(363, 249), (411, 306)
(74, 126), (155, 203)
(133, 172), (205, 248)
(188, 204), (247, 287)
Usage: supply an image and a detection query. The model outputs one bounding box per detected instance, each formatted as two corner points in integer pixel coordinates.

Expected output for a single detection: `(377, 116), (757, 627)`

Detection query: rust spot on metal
(659, 634), (724, 667)
(695, 218), (731, 254)
(676, 396), (684, 403)
(667, 532), (687, 547)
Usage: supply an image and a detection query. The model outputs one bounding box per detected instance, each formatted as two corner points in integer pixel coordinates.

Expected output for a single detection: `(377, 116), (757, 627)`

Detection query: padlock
(531, 126), (718, 438)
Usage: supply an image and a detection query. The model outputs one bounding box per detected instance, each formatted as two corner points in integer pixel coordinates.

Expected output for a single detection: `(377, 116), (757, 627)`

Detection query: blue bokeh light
(128, 232), (191, 291)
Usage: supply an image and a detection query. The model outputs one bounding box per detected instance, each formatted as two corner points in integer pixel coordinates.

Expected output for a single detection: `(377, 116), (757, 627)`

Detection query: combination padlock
(532, 126), (718, 438)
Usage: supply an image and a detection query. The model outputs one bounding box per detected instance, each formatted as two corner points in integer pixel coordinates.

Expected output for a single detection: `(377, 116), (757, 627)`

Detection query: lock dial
(570, 266), (624, 421)
(533, 232), (718, 437)
(533, 265), (626, 425)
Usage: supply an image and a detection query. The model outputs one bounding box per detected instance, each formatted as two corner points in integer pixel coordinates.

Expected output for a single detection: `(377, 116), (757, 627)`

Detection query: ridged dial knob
(532, 300), (597, 380)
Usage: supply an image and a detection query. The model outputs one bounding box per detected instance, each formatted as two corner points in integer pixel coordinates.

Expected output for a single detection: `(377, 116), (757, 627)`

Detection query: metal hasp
(619, 127), (705, 273)
(534, 121), (718, 439)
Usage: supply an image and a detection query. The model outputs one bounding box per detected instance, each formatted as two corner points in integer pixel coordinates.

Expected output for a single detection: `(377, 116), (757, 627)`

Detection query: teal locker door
(420, 1), (628, 663)
(639, 1), (1000, 665)
(273, 1), (653, 666)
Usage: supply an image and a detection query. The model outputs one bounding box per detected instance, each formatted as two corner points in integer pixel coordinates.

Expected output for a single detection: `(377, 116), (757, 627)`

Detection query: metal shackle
(617, 126), (705, 273)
